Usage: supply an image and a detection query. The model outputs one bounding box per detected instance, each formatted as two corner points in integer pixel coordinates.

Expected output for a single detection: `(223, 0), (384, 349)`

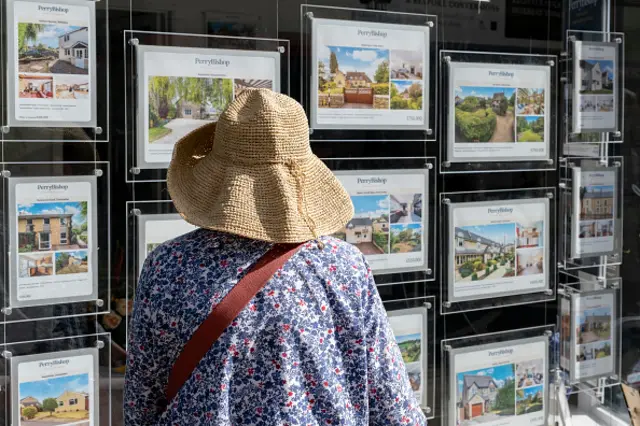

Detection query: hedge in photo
(455, 108), (496, 142)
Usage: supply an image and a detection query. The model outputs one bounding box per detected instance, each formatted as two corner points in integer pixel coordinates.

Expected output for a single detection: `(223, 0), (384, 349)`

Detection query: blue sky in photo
(395, 332), (421, 344)
(391, 80), (421, 92)
(22, 24), (84, 49)
(457, 363), (514, 395)
(585, 60), (614, 80)
(585, 185), (614, 194)
(579, 306), (611, 325)
(391, 223), (422, 232)
(57, 250), (88, 261)
(19, 373), (89, 402)
(18, 202), (86, 224)
(517, 385), (543, 401)
(352, 195), (389, 219)
(460, 223), (516, 246)
(522, 116), (543, 124)
(455, 86), (515, 100)
(320, 46), (389, 80)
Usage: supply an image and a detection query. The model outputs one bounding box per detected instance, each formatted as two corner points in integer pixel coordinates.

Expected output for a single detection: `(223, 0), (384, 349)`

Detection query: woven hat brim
(167, 124), (354, 243)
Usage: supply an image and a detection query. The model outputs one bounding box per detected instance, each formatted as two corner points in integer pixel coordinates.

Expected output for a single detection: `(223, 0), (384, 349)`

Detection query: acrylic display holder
(0, 0), (110, 143)
(439, 50), (557, 174)
(558, 279), (621, 392)
(0, 161), (110, 323)
(439, 187), (556, 315)
(325, 157), (436, 285)
(559, 157), (623, 270)
(0, 333), (112, 425)
(564, 30), (624, 144)
(301, 4), (437, 142)
(124, 30), (290, 183)
(384, 296), (435, 419)
(441, 325), (555, 426)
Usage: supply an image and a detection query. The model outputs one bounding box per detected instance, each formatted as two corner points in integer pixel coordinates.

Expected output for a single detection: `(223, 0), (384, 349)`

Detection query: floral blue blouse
(124, 230), (427, 425)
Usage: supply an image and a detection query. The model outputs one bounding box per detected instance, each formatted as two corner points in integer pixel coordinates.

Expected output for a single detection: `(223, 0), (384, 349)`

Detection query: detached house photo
(334, 194), (390, 255)
(577, 306), (612, 344)
(17, 23), (89, 74)
(579, 59), (614, 94)
(18, 372), (90, 424)
(456, 363), (516, 425)
(454, 222), (516, 282)
(17, 201), (89, 253)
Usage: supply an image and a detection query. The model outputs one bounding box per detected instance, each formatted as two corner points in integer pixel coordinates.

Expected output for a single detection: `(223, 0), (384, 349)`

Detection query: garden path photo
(454, 86), (516, 143)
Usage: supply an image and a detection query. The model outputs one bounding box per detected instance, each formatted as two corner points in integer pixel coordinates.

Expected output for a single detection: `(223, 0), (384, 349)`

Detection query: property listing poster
(448, 198), (549, 302)
(136, 45), (280, 169)
(333, 170), (428, 274)
(449, 337), (548, 426)
(447, 62), (551, 162)
(8, 0), (96, 126)
(572, 291), (616, 380)
(12, 348), (98, 426)
(571, 167), (617, 257)
(560, 296), (572, 371)
(572, 41), (617, 132)
(8, 176), (97, 308)
(138, 213), (198, 273)
(311, 18), (429, 130)
(388, 308), (427, 407)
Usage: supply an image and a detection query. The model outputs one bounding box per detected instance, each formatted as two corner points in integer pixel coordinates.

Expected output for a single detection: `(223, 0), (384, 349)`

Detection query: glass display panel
(440, 187), (556, 314)
(559, 157), (623, 269)
(0, 0), (109, 142)
(439, 50), (557, 174)
(441, 326), (554, 426)
(0, 162), (110, 322)
(301, 4), (437, 142)
(124, 30), (290, 182)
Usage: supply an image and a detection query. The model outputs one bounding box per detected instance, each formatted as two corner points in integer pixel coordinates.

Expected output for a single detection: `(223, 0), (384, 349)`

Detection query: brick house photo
(17, 201), (89, 253)
(456, 363), (516, 425)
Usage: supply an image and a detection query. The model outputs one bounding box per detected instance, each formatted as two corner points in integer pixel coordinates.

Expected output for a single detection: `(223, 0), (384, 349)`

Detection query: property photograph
(516, 88), (545, 115)
(405, 362), (422, 393)
(454, 223), (516, 283)
(55, 251), (89, 275)
(454, 86), (516, 143)
(395, 331), (422, 364)
(19, 373), (90, 425)
(579, 184), (614, 220)
(18, 253), (53, 278)
(580, 95), (597, 112)
(390, 80), (422, 110)
(579, 221), (596, 238)
(579, 59), (614, 94)
(390, 223), (422, 253)
(516, 116), (544, 142)
(597, 95), (614, 112)
(389, 49), (423, 80)
(335, 194), (389, 255)
(234, 79), (273, 99)
(317, 45), (390, 109)
(17, 201), (89, 253)
(515, 385), (544, 415)
(18, 75), (53, 99)
(456, 363), (516, 424)
(516, 248), (544, 277)
(54, 75), (89, 99)
(597, 219), (614, 237)
(577, 306), (612, 344)
(516, 220), (544, 249)
(390, 193), (422, 223)
(515, 359), (544, 388)
(147, 76), (233, 145)
(17, 23), (89, 74)
(592, 340), (612, 358)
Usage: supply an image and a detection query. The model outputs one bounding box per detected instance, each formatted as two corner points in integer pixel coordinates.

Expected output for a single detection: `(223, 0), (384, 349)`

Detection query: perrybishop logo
(357, 177), (387, 185)
(39, 359), (70, 368)
(38, 5), (69, 13)
(357, 29), (387, 38)
(195, 58), (230, 67)
(37, 184), (69, 191)
(487, 207), (513, 215)
(488, 348), (514, 357)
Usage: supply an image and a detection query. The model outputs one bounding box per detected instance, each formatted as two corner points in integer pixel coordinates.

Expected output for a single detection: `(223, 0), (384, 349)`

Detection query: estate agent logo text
(488, 71), (514, 78)
(38, 5), (69, 13)
(357, 29), (387, 38)
(195, 58), (231, 67)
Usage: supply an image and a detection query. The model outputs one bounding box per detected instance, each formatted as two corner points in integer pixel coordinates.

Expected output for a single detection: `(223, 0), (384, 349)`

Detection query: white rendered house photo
(58, 27), (89, 71)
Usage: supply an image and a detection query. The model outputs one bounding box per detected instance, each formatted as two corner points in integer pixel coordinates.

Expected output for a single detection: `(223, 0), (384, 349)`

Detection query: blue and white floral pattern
(125, 230), (427, 425)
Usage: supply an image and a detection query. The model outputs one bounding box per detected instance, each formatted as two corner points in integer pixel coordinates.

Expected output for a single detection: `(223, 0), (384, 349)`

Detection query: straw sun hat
(167, 89), (354, 244)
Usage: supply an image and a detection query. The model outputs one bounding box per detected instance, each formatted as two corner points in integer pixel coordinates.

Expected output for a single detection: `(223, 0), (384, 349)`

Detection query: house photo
(18, 75), (53, 99)
(577, 306), (612, 344)
(579, 184), (614, 220)
(317, 45), (390, 109)
(390, 223), (422, 253)
(18, 253), (54, 278)
(456, 363), (516, 425)
(580, 59), (614, 94)
(18, 372), (90, 424)
(55, 250), (89, 275)
(17, 23), (89, 74)
(454, 223), (516, 282)
(516, 220), (543, 249)
(17, 201), (89, 253)
(454, 86), (516, 143)
(516, 385), (544, 415)
(334, 194), (389, 255)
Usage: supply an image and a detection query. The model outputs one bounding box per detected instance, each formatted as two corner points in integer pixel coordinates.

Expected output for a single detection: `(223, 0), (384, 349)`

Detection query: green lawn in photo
(397, 338), (421, 363)
(149, 126), (172, 143)
(516, 116), (544, 142)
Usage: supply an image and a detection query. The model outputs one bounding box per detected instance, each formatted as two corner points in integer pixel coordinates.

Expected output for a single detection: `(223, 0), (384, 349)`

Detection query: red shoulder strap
(164, 242), (304, 403)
